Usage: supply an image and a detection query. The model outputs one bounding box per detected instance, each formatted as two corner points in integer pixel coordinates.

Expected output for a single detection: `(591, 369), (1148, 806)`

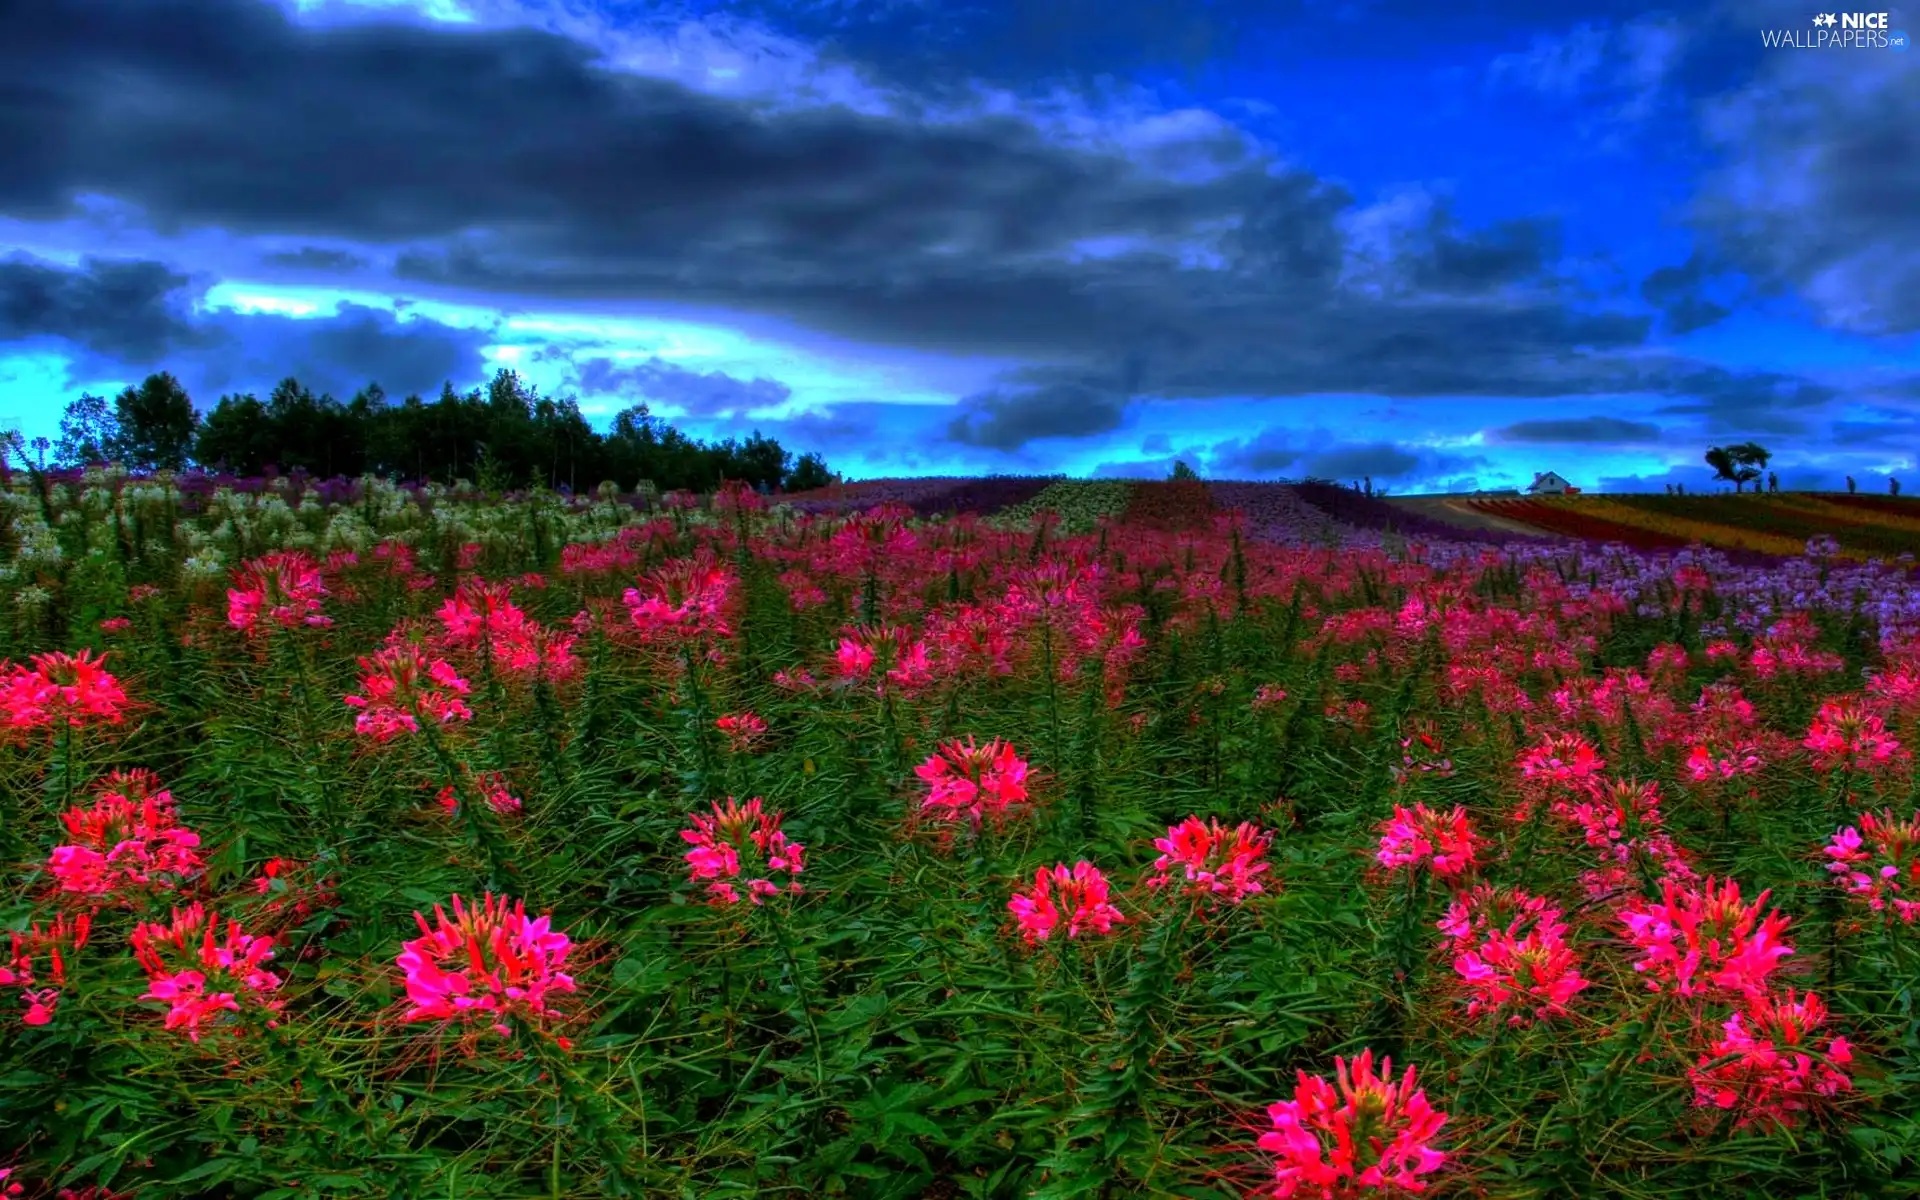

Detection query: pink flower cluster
(1824, 810), (1920, 921)
(131, 905), (283, 1042)
(1375, 804), (1480, 879)
(1453, 906), (1589, 1027)
(1146, 816), (1272, 906)
(1007, 862), (1125, 944)
(437, 771), (524, 818)
(834, 624), (934, 694)
(1619, 876), (1794, 999)
(1258, 1050), (1449, 1198)
(622, 554), (736, 643)
(1517, 732), (1606, 787)
(680, 797), (806, 905)
(227, 551), (333, 635)
(47, 770), (205, 899)
(396, 893), (577, 1038)
(434, 579), (578, 681)
(0, 650), (129, 731)
(1803, 698), (1905, 774)
(715, 711), (768, 751)
(915, 737), (1031, 830)
(0, 913), (90, 1027)
(1688, 988), (1853, 1131)
(344, 643), (473, 741)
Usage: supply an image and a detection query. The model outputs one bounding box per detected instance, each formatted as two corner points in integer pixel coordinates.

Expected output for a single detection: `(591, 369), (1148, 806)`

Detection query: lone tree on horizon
(1704, 442), (1771, 492)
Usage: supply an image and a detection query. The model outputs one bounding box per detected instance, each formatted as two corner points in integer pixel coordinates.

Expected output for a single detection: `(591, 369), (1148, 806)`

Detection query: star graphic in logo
(1812, 12), (1837, 25)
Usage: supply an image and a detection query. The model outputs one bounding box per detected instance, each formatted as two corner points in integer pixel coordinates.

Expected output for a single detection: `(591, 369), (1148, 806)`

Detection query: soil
(1383, 495), (1549, 536)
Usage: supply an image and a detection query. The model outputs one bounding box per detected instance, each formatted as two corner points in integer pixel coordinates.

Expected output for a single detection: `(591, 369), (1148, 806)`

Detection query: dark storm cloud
(1650, 367), (1837, 436)
(575, 356), (793, 415)
(193, 301), (490, 402)
(262, 246), (372, 272)
(0, 0), (1708, 426)
(0, 252), (489, 401)
(1638, 254), (1732, 335)
(1305, 443), (1422, 480)
(1207, 427), (1303, 477)
(1689, 21), (1920, 335)
(0, 254), (203, 363)
(1830, 414), (1920, 449)
(0, 0), (1880, 451)
(945, 382), (1130, 451)
(1493, 416), (1663, 443)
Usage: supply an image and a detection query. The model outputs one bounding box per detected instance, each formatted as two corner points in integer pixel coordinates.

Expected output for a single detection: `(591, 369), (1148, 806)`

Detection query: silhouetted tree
(1169, 460), (1199, 481)
(78, 364), (835, 492)
(1847, 475), (1857, 494)
(785, 452), (832, 492)
(54, 393), (119, 467)
(111, 372), (199, 470)
(1704, 442), (1769, 492)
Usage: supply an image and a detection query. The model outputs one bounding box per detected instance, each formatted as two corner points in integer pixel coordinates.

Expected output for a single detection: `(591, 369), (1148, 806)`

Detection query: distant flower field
(1464, 492), (1920, 563)
(2, 468), (1920, 1198)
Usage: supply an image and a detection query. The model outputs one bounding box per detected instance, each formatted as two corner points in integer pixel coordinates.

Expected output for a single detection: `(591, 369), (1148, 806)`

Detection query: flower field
(1468, 494), (1920, 563)
(6, 470), (1920, 1198)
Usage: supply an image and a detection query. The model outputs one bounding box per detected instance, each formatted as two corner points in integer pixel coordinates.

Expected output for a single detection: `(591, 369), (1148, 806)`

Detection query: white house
(1526, 471), (1578, 495)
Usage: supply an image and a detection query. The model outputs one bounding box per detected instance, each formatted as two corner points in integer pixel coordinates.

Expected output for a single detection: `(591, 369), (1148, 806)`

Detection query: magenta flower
(915, 737), (1032, 830)
(1256, 1050), (1449, 1198)
(1376, 804), (1480, 879)
(1688, 988), (1853, 1131)
(1620, 876), (1794, 999)
(344, 643), (473, 741)
(1008, 862), (1124, 944)
(1145, 816), (1272, 906)
(131, 905), (283, 1042)
(46, 771), (204, 899)
(680, 797), (806, 906)
(396, 893), (577, 1039)
(227, 551), (332, 635)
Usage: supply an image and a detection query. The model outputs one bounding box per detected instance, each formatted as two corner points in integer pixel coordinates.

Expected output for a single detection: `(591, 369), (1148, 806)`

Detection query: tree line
(23, 369), (835, 494)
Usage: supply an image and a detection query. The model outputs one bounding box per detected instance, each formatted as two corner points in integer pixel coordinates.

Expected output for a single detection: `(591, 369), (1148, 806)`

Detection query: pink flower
(1, 913), (90, 1028)
(131, 905), (283, 1042)
(1804, 699), (1905, 773)
(1688, 988), (1853, 1131)
(1146, 816), (1272, 906)
(98, 617), (131, 633)
(1517, 732), (1605, 786)
(1436, 884), (1561, 949)
(715, 712), (769, 751)
(227, 551), (332, 634)
(1619, 876), (1794, 999)
(1685, 741), (1766, 782)
(1455, 923), (1589, 1026)
(46, 771), (203, 898)
(1008, 862), (1124, 943)
(1252, 684), (1290, 713)
(437, 771), (524, 817)
(622, 554), (736, 643)
(1256, 1050), (1449, 1198)
(915, 737), (1032, 830)
(1376, 804), (1480, 879)
(344, 643), (473, 741)
(1824, 810), (1920, 921)
(396, 893), (577, 1038)
(834, 624), (933, 694)
(679, 797), (805, 906)
(0, 649), (129, 731)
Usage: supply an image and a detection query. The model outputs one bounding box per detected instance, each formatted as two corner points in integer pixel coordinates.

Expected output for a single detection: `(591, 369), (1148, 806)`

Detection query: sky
(0, 0), (1915, 492)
